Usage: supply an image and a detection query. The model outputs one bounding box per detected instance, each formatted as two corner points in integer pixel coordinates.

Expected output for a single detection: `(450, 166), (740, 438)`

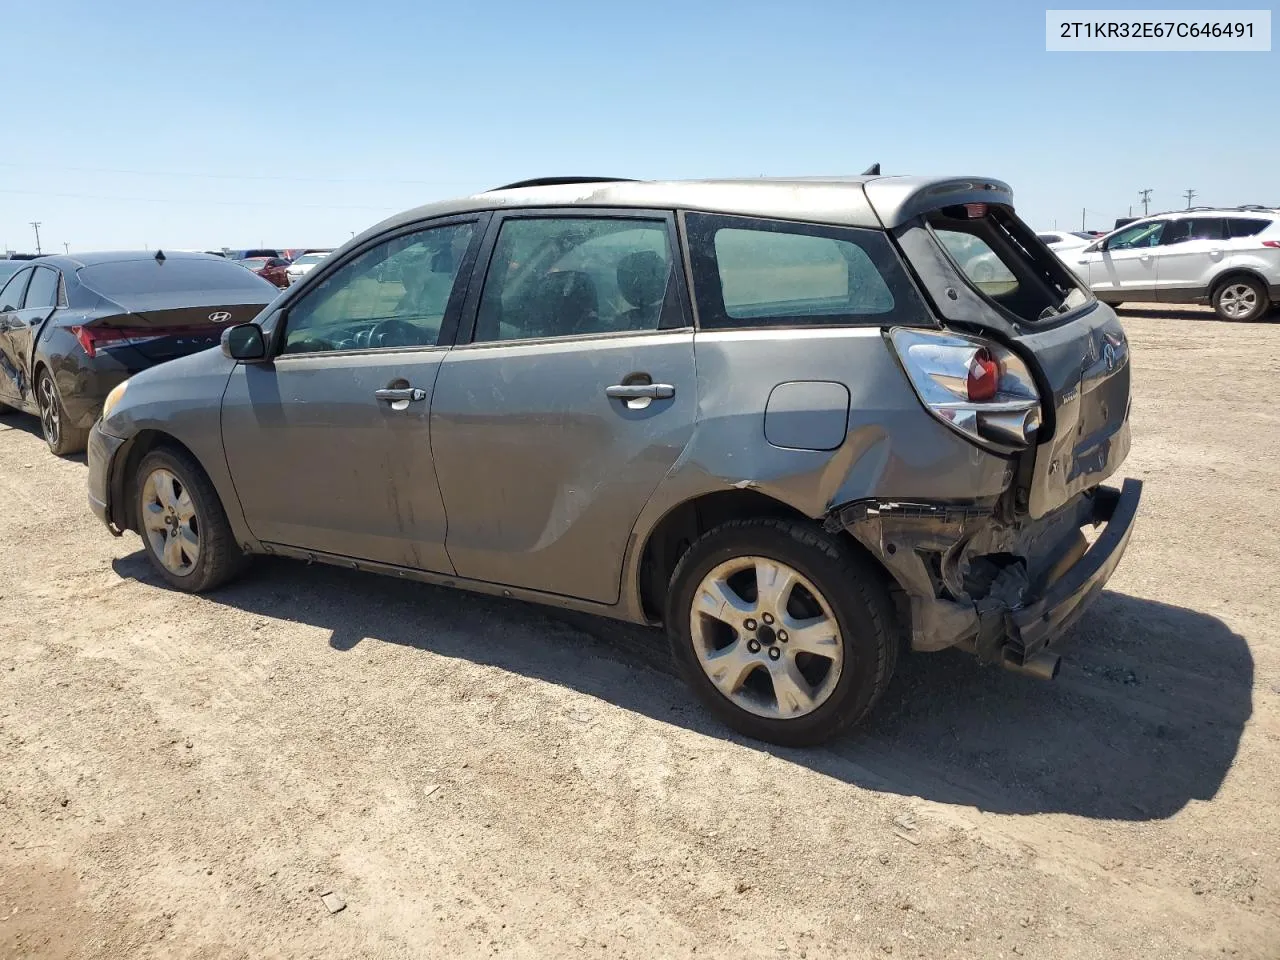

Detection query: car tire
(665, 517), (899, 747)
(1212, 276), (1269, 322)
(134, 447), (248, 592)
(36, 368), (89, 456)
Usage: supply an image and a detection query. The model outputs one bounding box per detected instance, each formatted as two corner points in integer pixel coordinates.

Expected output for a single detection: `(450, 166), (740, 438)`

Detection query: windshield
(240, 258), (271, 269)
(293, 254), (327, 266)
(929, 204), (1090, 323)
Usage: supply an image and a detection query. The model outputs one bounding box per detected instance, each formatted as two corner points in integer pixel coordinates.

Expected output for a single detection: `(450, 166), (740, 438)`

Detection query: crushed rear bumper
(828, 479), (1142, 663)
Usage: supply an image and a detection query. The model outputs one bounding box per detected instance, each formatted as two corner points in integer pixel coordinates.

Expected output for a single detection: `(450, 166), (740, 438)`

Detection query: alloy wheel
(689, 556), (844, 719)
(1219, 283), (1259, 320)
(37, 375), (60, 448)
(141, 468), (201, 577)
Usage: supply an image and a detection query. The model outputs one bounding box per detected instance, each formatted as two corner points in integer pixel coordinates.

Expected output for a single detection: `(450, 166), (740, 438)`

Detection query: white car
(1036, 231), (1095, 254)
(285, 251), (331, 285)
(1068, 209), (1280, 321)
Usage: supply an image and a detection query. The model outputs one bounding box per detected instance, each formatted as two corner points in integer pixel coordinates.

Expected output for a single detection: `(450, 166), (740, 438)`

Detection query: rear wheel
(134, 448), (248, 592)
(36, 369), (89, 456)
(666, 518), (898, 746)
(1213, 276), (1268, 322)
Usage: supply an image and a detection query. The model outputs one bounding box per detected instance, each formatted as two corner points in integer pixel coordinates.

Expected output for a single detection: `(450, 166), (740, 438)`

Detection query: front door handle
(605, 383), (675, 400)
(374, 387), (427, 402)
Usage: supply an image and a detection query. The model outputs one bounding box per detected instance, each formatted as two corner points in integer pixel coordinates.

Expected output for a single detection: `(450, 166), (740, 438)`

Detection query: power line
(0, 160), (473, 187)
(0, 188), (399, 212)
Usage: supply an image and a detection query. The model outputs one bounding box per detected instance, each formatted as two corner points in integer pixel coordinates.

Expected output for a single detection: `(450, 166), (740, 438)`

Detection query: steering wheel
(287, 337), (337, 354)
(368, 316), (426, 348)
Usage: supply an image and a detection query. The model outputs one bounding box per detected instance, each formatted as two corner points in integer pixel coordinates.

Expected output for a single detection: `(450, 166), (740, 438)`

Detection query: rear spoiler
(863, 176), (1014, 229)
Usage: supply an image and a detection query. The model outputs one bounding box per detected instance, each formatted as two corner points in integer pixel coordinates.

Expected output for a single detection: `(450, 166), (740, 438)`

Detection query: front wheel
(1213, 277), (1268, 322)
(134, 448), (248, 592)
(665, 518), (899, 746)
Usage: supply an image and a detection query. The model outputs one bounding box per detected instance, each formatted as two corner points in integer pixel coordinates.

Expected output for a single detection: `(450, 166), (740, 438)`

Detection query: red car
(238, 256), (290, 288)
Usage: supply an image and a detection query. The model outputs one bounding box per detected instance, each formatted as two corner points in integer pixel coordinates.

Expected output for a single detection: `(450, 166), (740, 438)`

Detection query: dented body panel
(88, 172), (1142, 675)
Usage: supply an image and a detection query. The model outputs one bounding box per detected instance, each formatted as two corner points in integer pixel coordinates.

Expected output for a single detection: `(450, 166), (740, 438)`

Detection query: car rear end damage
(819, 177), (1144, 671)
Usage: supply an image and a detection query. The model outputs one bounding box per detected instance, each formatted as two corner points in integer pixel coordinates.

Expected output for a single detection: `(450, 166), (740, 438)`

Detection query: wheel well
(111, 429), (202, 533)
(636, 489), (896, 624)
(1211, 269), (1270, 299)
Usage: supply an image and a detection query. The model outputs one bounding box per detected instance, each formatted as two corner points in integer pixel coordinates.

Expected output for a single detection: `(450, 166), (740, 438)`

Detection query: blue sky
(1, 0), (1272, 252)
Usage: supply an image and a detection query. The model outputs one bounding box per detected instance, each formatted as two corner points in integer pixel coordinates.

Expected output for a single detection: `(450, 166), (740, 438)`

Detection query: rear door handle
(374, 387), (426, 402)
(605, 383), (675, 400)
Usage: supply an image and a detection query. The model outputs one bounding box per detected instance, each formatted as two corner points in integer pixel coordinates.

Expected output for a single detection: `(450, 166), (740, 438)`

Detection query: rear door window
(473, 217), (677, 342)
(685, 213), (917, 329)
(22, 266), (60, 309)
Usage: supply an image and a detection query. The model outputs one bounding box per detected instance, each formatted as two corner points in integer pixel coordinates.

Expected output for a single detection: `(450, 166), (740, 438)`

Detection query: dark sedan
(0, 251), (278, 456)
(238, 256), (290, 288)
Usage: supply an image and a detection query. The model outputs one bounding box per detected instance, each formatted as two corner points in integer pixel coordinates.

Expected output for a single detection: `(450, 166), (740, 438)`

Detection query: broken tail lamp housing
(889, 327), (1042, 452)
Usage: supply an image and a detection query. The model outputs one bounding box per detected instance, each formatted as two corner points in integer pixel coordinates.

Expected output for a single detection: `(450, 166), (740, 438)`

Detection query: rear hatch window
(927, 204), (1090, 324)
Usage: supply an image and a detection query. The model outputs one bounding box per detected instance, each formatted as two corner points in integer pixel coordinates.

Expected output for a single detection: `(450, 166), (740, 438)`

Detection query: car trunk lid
(76, 302), (268, 362)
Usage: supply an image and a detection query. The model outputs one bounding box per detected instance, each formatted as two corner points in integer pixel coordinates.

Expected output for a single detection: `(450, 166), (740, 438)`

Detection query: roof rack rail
(489, 176), (637, 191)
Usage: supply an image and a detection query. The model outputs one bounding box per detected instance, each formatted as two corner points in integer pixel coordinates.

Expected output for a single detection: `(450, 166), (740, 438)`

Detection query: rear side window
(79, 258), (275, 296)
(1228, 218), (1270, 238)
(22, 266), (60, 309)
(685, 213), (915, 329)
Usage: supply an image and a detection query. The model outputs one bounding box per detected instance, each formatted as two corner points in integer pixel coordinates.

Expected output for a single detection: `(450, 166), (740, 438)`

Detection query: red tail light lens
(966, 348), (1000, 402)
(71, 324), (221, 358)
(1262, 240), (1280, 248)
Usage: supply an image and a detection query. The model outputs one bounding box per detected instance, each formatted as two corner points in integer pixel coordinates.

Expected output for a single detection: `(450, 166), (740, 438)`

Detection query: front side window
(23, 267), (60, 309)
(282, 221), (475, 354)
(0, 269), (32, 312)
(686, 213), (911, 330)
(474, 217), (674, 342)
(1106, 221), (1164, 250)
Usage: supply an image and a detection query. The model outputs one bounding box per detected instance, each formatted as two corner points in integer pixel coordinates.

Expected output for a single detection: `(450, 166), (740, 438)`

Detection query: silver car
(86, 174), (1142, 745)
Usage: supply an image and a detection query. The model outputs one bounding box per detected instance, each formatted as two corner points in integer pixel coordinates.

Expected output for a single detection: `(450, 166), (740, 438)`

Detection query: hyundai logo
(208, 311), (233, 323)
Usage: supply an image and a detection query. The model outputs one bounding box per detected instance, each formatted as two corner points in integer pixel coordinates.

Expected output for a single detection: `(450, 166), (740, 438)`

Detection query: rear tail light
(1262, 240), (1280, 248)
(71, 324), (218, 358)
(890, 327), (1042, 450)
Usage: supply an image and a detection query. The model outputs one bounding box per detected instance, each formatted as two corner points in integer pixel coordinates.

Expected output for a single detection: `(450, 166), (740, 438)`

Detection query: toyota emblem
(208, 311), (232, 323)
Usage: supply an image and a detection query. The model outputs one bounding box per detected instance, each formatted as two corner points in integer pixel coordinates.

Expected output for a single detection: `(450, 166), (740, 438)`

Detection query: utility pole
(1081, 208), (1086, 231)
(62, 242), (69, 254)
(1139, 188), (1152, 216)
(29, 221), (42, 255)
(1183, 189), (1197, 209)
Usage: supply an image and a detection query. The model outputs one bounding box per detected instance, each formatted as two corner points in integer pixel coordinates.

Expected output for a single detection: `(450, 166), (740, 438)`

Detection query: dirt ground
(2, 305), (1278, 960)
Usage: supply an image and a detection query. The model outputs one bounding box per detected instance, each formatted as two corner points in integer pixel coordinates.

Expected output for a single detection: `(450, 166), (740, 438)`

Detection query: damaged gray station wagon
(87, 174), (1142, 745)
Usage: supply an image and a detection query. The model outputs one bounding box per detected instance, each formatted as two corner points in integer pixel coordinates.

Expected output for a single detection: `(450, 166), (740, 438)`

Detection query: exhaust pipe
(1000, 649), (1061, 681)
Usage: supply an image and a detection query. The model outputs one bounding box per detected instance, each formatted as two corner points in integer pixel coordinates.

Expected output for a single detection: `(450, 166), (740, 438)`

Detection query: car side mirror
(1085, 241), (1103, 253)
(221, 322), (268, 362)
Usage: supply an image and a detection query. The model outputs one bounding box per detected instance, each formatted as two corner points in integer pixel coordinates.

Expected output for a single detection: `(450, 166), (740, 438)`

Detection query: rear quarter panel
(620, 326), (1016, 612)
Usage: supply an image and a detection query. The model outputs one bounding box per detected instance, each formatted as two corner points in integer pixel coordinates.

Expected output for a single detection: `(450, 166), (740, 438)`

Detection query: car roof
(34, 250), (230, 270)
(359, 174), (1015, 241)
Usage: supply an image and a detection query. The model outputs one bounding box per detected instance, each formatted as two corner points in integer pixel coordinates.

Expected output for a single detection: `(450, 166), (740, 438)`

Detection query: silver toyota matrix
(87, 174), (1142, 745)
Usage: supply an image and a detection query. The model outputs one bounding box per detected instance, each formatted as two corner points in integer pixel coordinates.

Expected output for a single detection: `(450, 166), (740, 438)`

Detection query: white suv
(1068, 208), (1280, 321)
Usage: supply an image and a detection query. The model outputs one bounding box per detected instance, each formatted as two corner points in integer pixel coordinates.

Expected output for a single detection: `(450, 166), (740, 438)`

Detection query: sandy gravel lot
(2, 305), (1278, 959)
